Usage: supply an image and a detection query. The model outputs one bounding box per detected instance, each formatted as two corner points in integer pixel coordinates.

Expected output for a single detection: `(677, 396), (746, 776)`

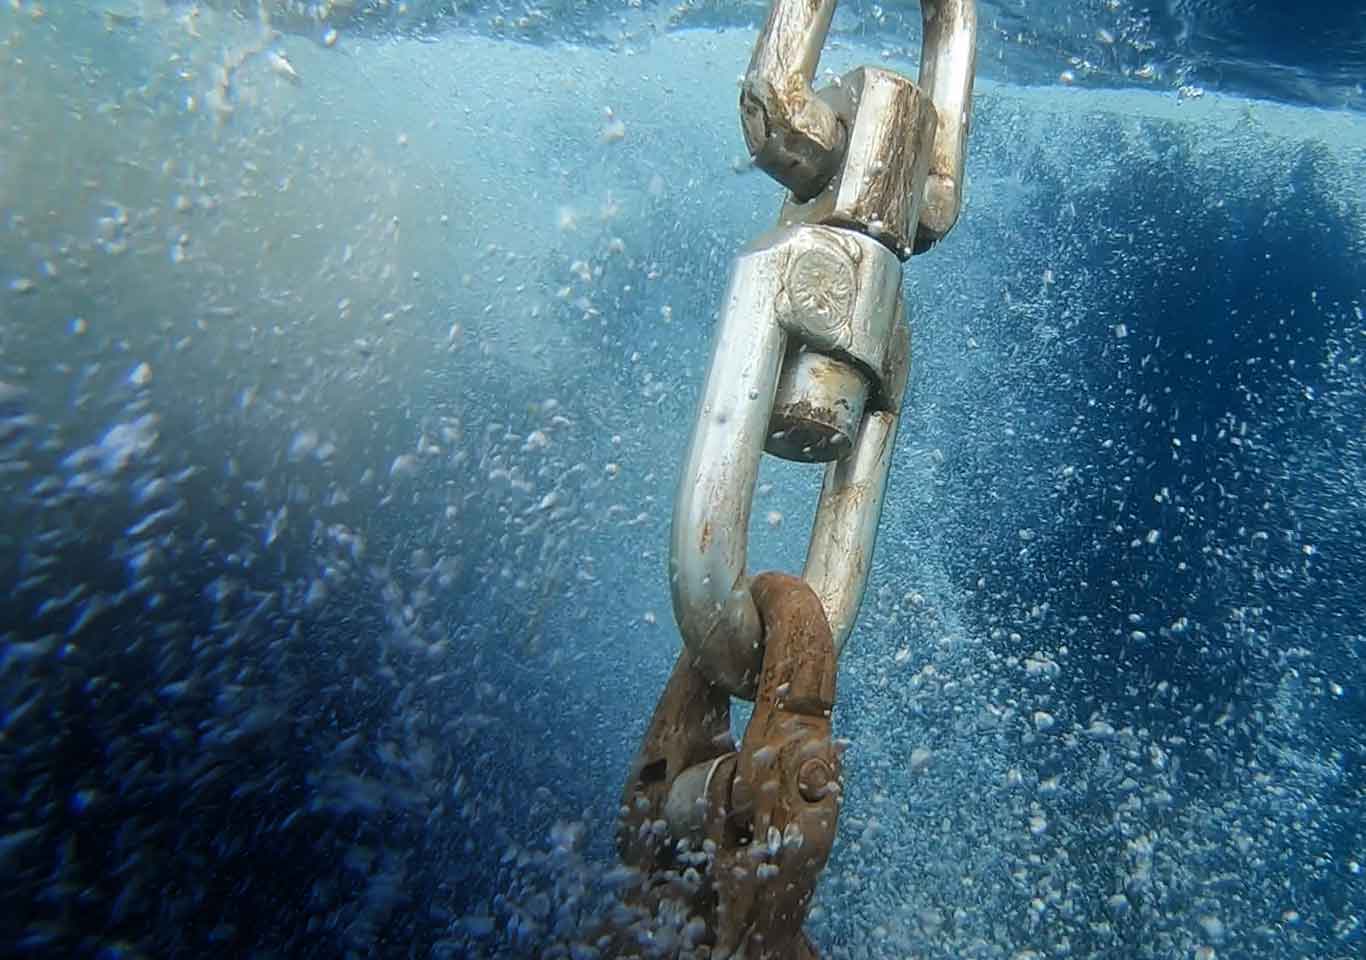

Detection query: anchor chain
(614, 574), (839, 959)
(615, 1), (977, 954)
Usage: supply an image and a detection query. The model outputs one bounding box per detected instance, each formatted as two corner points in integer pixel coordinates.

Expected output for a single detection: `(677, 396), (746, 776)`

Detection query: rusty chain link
(612, 1), (977, 954)
(614, 574), (839, 959)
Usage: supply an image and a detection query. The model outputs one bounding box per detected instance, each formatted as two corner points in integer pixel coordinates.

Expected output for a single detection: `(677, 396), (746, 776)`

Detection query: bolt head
(798, 758), (833, 802)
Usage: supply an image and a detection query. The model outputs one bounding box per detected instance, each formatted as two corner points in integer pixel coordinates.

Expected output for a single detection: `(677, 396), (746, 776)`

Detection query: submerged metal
(669, 223), (911, 697)
(644, 2), (977, 948)
(616, 573), (841, 959)
(670, 0), (977, 699)
(741, 0), (977, 251)
(6, 3), (1363, 959)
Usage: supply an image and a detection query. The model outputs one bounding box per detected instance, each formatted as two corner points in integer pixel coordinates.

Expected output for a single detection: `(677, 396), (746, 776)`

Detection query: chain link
(615, 574), (839, 959)
(672, 0), (978, 700)
(616, 2), (978, 953)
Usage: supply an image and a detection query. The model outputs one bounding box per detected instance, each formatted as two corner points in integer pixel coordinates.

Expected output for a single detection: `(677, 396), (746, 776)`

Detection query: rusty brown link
(613, 650), (735, 951)
(709, 572), (840, 960)
(610, 572), (841, 959)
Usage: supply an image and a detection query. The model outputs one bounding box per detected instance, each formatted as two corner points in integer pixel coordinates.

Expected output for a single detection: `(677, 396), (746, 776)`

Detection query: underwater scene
(1, 2), (1363, 958)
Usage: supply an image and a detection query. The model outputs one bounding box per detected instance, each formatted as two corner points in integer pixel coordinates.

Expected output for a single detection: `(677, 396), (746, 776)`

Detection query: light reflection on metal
(670, 224), (907, 698)
(672, 1), (975, 699)
(634, 2), (977, 950)
(916, 0), (979, 250)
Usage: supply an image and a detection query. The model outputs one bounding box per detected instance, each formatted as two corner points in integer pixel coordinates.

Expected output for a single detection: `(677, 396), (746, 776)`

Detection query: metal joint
(743, 0), (977, 253)
(673, 0), (976, 699)
(616, 575), (841, 959)
(670, 223), (908, 699)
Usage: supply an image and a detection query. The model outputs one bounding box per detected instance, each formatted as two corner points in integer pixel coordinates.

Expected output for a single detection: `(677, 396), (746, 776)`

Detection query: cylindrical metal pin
(766, 348), (869, 463)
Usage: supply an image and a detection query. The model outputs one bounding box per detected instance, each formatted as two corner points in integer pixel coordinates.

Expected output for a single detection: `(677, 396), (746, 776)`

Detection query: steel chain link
(613, 2), (977, 955)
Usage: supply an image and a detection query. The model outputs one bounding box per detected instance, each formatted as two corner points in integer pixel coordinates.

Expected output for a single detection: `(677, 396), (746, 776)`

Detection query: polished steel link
(670, 224), (909, 698)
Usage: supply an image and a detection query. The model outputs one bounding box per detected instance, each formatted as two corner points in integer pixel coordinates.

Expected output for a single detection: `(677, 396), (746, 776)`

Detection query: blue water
(1, 2), (1363, 958)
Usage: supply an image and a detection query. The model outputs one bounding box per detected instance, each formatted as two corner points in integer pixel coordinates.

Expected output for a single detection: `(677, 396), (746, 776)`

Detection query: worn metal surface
(771, 224), (905, 408)
(617, 574), (841, 959)
(767, 347), (868, 462)
(669, 230), (787, 699)
(609, 655), (737, 956)
(740, 0), (845, 201)
(741, 0), (977, 255)
(803, 402), (903, 658)
(613, 651), (735, 955)
(915, 0), (979, 251)
(711, 572), (841, 959)
(670, 223), (907, 698)
(780, 67), (939, 260)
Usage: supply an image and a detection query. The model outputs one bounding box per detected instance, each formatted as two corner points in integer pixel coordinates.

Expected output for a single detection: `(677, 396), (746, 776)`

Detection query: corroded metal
(617, 653), (734, 873)
(767, 348), (869, 462)
(711, 573), (840, 959)
(740, 0), (845, 201)
(617, 574), (841, 959)
(780, 67), (939, 260)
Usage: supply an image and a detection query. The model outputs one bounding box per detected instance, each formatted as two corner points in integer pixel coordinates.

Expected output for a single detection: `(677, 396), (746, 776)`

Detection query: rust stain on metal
(711, 572), (840, 958)
(771, 399), (851, 463)
(611, 573), (841, 959)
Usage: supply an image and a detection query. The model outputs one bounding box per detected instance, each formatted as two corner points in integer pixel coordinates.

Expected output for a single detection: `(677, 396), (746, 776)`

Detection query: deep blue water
(1, 2), (1363, 958)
